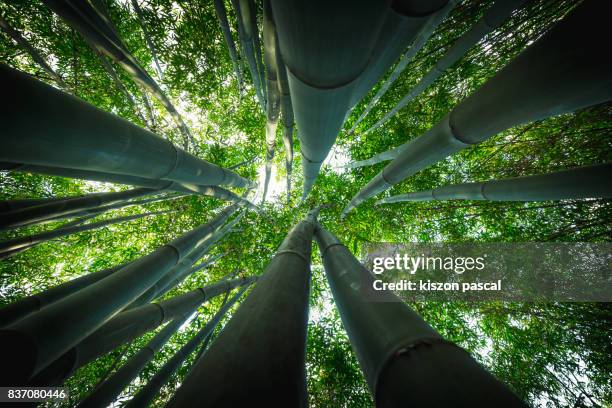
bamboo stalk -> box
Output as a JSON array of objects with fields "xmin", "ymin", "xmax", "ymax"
[
  {"xmin": 28, "ymin": 277, "xmax": 255, "ymax": 387},
  {"xmin": 362, "ymin": 0, "xmax": 528, "ymax": 137},
  {"xmin": 0, "ymin": 262, "xmax": 131, "ymax": 328},
  {"xmin": 0, "ymin": 196, "xmax": 69, "ymax": 214},
  {"xmin": 45, "ymin": 193, "xmax": 183, "ymax": 225},
  {"xmin": 0, "ymin": 206, "xmax": 244, "ymax": 384},
  {"xmin": 349, "ymin": 0, "xmax": 452, "ymax": 110},
  {"xmin": 0, "ymin": 187, "xmax": 155, "ymax": 231},
  {"xmin": 271, "ymin": 0, "xmax": 391, "ymax": 199},
  {"xmin": 0, "ymin": 14, "xmax": 69, "ymax": 90},
  {"xmin": 231, "ymin": 0, "xmax": 265, "ymax": 110},
  {"xmin": 166, "ymin": 209, "xmax": 319, "ymax": 406},
  {"xmin": 377, "ymin": 164, "xmax": 612, "ymax": 205},
  {"xmin": 314, "ymin": 224, "xmax": 526, "ymax": 407},
  {"xmin": 275, "ymin": 33, "xmax": 294, "ymax": 203},
  {"xmin": 242, "ymin": 0, "xmax": 266, "ymax": 103},
  {"xmin": 125, "ymin": 208, "xmax": 242, "ymax": 309},
  {"xmin": 0, "ymin": 209, "xmax": 173, "ymax": 259},
  {"xmin": 130, "ymin": 0, "xmax": 164, "ymax": 80},
  {"xmin": 152, "ymin": 217, "xmax": 241, "ymax": 300},
  {"xmin": 261, "ymin": 0, "xmax": 280, "ymax": 203},
  {"xmin": 213, "ymin": 0, "xmax": 243, "ymax": 96},
  {"xmin": 125, "ymin": 283, "xmax": 253, "ymax": 407},
  {"xmin": 76, "ymin": 313, "xmax": 191, "ymax": 408},
  {"xmin": 348, "ymin": 0, "xmax": 457, "ymax": 134},
  {"xmin": 343, "ymin": 0, "xmax": 612, "ymax": 217},
  {"xmin": 0, "ymin": 66, "xmax": 254, "ymax": 189},
  {"xmin": 1, "ymin": 162, "xmax": 250, "ymax": 206}
]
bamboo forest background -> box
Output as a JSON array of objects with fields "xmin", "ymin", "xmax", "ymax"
[{"xmin": 0, "ymin": 0, "xmax": 610, "ymax": 407}]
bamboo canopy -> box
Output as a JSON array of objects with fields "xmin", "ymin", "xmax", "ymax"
[
  {"xmin": 314, "ymin": 225, "xmax": 526, "ymax": 407},
  {"xmin": 0, "ymin": 14, "xmax": 69, "ymax": 90},
  {"xmin": 0, "ymin": 65, "xmax": 254, "ymax": 190},
  {"xmin": 166, "ymin": 209, "xmax": 319, "ymax": 407},
  {"xmin": 377, "ymin": 164, "xmax": 612, "ymax": 205},
  {"xmin": 0, "ymin": 0, "xmax": 607, "ymax": 404},
  {"xmin": 342, "ymin": 0, "xmax": 612, "ymax": 217},
  {"xmin": 130, "ymin": 0, "xmax": 164, "ymax": 80}
]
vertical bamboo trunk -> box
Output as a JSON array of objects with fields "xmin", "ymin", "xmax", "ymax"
[
  {"xmin": 126, "ymin": 283, "xmax": 253, "ymax": 407},
  {"xmin": 0, "ymin": 210, "xmax": 173, "ymax": 259},
  {"xmin": 231, "ymin": 0, "xmax": 265, "ymax": 110},
  {"xmin": 261, "ymin": 0, "xmax": 280, "ymax": 203},
  {"xmin": 271, "ymin": 0, "xmax": 391, "ymax": 199},
  {"xmin": 363, "ymin": 0, "xmax": 528, "ymax": 136},
  {"xmin": 28, "ymin": 277, "xmax": 254, "ymax": 387},
  {"xmin": 0, "ymin": 65, "xmax": 254, "ymax": 189},
  {"xmin": 41, "ymin": 0, "xmax": 195, "ymax": 150},
  {"xmin": 0, "ymin": 14, "xmax": 69, "ymax": 90},
  {"xmin": 343, "ymin": 0, "xmax": 612, "ymax": 216},
  {"xmin": 1, "ymin": 162, "xmax": 253, "ymax": 206},
  {"xmin": 348, "ymin": 0, "xmax": 457, "ymax": 134},
  {"xmin": 275, "ymin": 34, "xmax": 294, "ymax": 203},
  {"xmin": 0, "ymin": 262, "xmax": 130, "ymax": 328},
  {"xmin": 0, "ymin": 187, "xmax": 155, "ymax": 230},
  {"xmin": 166, "ymin": 210, "xmax": 319, "ymax": 407},
  {"xmin": 213, "ymin": 0, "xmax": 243, "ymax": 96},
  {"xmin": 0, "ymin": 208, "xmax": 245, "ymax": 384},
  {"xmin": 130, "ymin": 0, "xmax": 164, "ymax": 80},
  {"xmin": 242, "ymin": 0, "xmax": 266, "ymax": 103},
  {"xmin": 377, "ymin": 164, "xmax": 612, "ymax": 204},
  {"xmin": 314, "ymin": 225, "xmax": 526, "ymax": 407}
]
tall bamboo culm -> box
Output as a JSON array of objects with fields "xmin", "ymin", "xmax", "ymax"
[{"xmin": 314, "ymin": 224, "xmax": 526, "ymax": 407}]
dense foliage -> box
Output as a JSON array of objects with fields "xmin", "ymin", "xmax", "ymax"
[{"xmin": 0, "ymin": 0, "xmax": 609, "ymax": 406}]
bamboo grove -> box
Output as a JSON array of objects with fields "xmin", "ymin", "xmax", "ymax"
[{"xmin": 0, "ymin": 0, "xmax": 610, "ymax": 407}]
